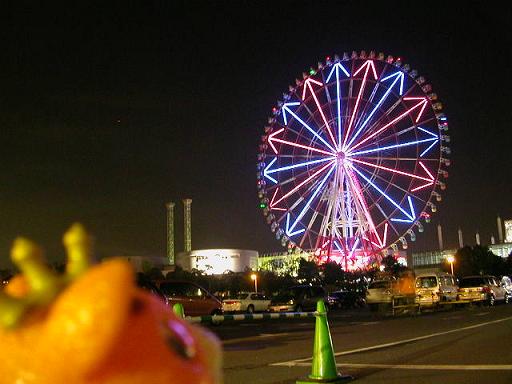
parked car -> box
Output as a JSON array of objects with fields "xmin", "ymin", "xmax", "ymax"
[
  {"xmin": 135, "ymin": 273, "xmax": 168, "ymax": 305},
  {"xmin": 501, "ymin": 276, "xmax": 512, "ymax": 299},
  {"xmin": 366, "ymin": 280, "xmax": 393, "ymax": 311},
  {"xmin": 327, "ymin": 290, "xmax": 366, "ymax": 309},
  {"xmin": 415, "ymin": 272, "xmax": 458, "ymax": 306},
  {"xmin": 222, "ymin": 292, "xmax": 271, "ymax": 313},
  {"xmin": 458, "ymin": 275, "xmax": 509, "ymax": 305},
  {"xmin": 158, "ymin": 280, "xmax": 223, "ymax": 316},
  {"xmin": 269, "ymin": 285, "xmax": 326, "ymax": 312}
]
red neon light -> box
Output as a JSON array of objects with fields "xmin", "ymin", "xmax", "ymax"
[
  {"xmin": 403, "ymin": 97, "xmax": 428, "ymax": 122},
  {"xmin": 268, "ymin": 129, "xmax": 334, "ymax": 156},
  {"xmin": 410, "ymin": 161, "xmax": 435, "ymax": 192},
  {"xmin": 343, "ymin": 61, "xmax": 377, "ymax": 148},
  {"xmin": 268, "ymin": 128, "xmax": 284, "ymax": 154},
  {"xmin": 349, "ymin": 98, "xmax": 428, "ymax": 152},
  {"xmin": 302, "ymin": 79, "xmax": 337, "ymax": 148},
  {"xmin": 270, "ymin": 188, "xmax": 287, "ymax": 211},
  {"xmin": 345, "ymin": 167, "xmax": 381, "ymax": 247},
  {"xmin": 270, "ymin": 161, "xmax": 334, "ymax": 207},
  {"xmin": 351, "ymin": 158, "xmax": 434, "ymax": 182}
]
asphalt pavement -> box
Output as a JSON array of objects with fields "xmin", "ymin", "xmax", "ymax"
[{"xmin": 207, "ymin": 303, "xmax": 512, "ymax": 384}]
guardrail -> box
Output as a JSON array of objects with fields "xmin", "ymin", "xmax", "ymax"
[{"xmin": 185, "ymin": 310, "xmax": 317, "ymax": 324}]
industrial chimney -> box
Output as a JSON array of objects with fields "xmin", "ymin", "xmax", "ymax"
[
  {"xmin": 497, "ymin": 216, "xmax": 504, "ymax": 243},
  {"xmin": 183, "ymin": 199, "xmax": 192, "ymax": 252},
  {"xmin": 437, "ymin": 224, "xmax": 444, "ymax": 251},
  {"xmin": 166, "ymin": 202, "xmax": 175, "ymax": 265},
  {"xmin": 458, "ymin": 228, "xmax": 463, "ymax": 249}
]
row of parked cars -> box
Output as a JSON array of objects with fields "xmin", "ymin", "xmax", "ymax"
[
  {"xmin": 136, "ymin": 272, "xmax": 512, "ymax": 317},
  {"xmin": 366, "ymin": 272, "xmax": 512, "ymax": 309}
]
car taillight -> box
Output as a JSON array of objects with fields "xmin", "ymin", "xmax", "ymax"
[
  {"xmin": 224, "ymin": 300, "xmax": 239, "ymax": 304},
  {"xmin": 482, "ymin": 286, "xmax": 491, "ymax": 293}
]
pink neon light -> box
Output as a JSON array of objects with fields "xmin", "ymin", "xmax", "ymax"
[
  {"xmin": 411, "ymin": 182, "xmax": 433, "ymax": 192},
  {"xmin": 271, "ymin": 161, "xmax": 334, "ymax": 207},
  {"xmin": 302, "ymin": 79, "xmax": 337, "ymax": 148},
  {"xmin": 268, "ymin": 128, "xmax": 284, "ymax": 154},
  {"xmin": 349, "ymin": 98, "xmax": 428, "ymax": 152},
  {"xmin": 410, "ymin": 161, "xmax": 435, "ymax": 192},
  {"xmin": 403, "ymin": 97, "xmax": 428, "ymax": 123},
  {"xmin": 270, "ymin": 188, "xmax": 286, "ymax": 211},
  {"xmin": 383, "ymin": 223, "xmax": 388, "ymax": 246},
  {"xmin": 268, "ymin": 130, "xmax": 334, "ymax": 156},
  {"xmin": 351, "ymin": 159, "xmax": 434, "ymax": 182},
  {"xmin": 419, "ymin": 161, "xmax": 434, "ymax": 179},
  {"xmin": 322, "ymin": 239, "xmax": 330, "ymax": 248},
  {"xmin": 343, "ymin": 61, "xmax": 377, "ymax": 148},
  {"xmin": 301, "ymin": 78, "xmax": 323, "ymax": 100},
  {"xmin": 353, "ymin": 59, "xmax": 377, "ymax": 78},
  {"xmin": 345, "ymin": 167, "xmax": 381, "ymax": 246}
]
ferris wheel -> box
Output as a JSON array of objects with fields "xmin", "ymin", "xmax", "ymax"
[{"xmin": 257, "ymin": 51, "xmax": 450, "ymax": 269}]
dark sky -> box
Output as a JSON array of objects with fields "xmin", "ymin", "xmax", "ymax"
[{"xmin": 1, "ymin": 1, "xmax": 511, "ymax": 268}]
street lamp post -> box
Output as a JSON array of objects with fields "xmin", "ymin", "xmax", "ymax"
[
  {"xmin": 251, "ymin": 273, "xmax": 258, "ymax": 293},
  {"xmin": 446, "ymin": 255, "xmax": 455, "ymax": 275}
]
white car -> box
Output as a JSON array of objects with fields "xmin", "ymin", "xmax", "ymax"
[{"xmin": 222, "ymin": 292, "xmax": 271, "ymax": 313}]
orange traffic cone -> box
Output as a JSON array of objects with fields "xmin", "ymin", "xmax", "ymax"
[{"xmin": 296, "ymin": 300, "xmax": 352, "ymax": 383}]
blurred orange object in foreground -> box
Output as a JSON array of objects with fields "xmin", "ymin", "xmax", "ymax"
[{"xmin": 0, "ymin": 224, "xmax": 221, "ymax": 384}]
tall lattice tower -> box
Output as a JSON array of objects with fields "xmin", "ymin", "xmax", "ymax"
[
  {"xmin": 183, "ymin": 199, "xmax": 192, "ymax": 252},
  {"xmin": 166, "ymin": 202, "xmax": 175, "ymax": 264}
]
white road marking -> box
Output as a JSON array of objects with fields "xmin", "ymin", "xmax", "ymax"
[
  {"xmin": 223, "ymin": 332, "xmax": 291, "ymax": 345},
  {"xmin": 271, "ymin": 315, "xmax": 512, "ymax": 366},
  {"xmin": 474, "ymin": 312, "xmax": 490, "ymax": 316},
  {"xmin": 288, "ymin": 362, "xmax": 512, "ymax": 370}
]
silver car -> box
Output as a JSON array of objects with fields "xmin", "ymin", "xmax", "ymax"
[{"xmin": 458, "ymin": 275, "xmax": 508, "ymax": 305}]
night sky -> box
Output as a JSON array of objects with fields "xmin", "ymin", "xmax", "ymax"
[{"xmin": 1, "ymin": 2, "xmax": 511, "ymax": 268}]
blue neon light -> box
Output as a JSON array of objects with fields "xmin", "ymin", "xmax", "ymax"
[
  {"xmin": 348, "ymin": 137, "xmax": 438, "ymax": 156},
  {"xmin": 282, "ymin": 102, "xmax": 300, "ymax": 125},
  {"xmin": 390, "ymin": 196, "xmax": 416, "ymax": 223},
  {"xmin": 346, "ymin": 72, "xmax": 404, "ymax": 149},
  {"xmin": 417, "ymin": 126, "xmax": 438, "ymax": 138},
  {"xmin": 286, "ymin": 213, "xmax": 305, "ymax": 237},
  {"xmin": 420, "ymin": 140, "xmax": 439, "ymax": 157},
  {"xmin": 266, "ymin": 157, "xmax": 334, "ymax": 175},
  {"xmin": 350, "ymin": 165, "xmax": 414, "ymax": 221},
  {"xmin": 286, "ymin": 163, "xmax": 336, "ymax": 236},
  {"xmin": 282, "ymin": 104, "xmax": 336, "ymax": 153},
  {"xmin": 326, "ymin": 63, "xmax": 350, "ymax": 82},
  {"xmin": 263, "ymin": 158, "xmax": 278, "ymax": 184}
]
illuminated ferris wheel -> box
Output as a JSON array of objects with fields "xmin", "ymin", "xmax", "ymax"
[{"xmin": 257, "ymin": 51, "xmax": 450, "ymax": 269}]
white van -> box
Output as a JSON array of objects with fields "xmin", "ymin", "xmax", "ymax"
[{"xmin": 415, "ymin": 272, "xmax": 458, "ymax": 306}]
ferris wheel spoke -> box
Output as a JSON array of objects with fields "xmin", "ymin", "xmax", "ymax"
[
  {"xmin": 299, "ymin": 193, "xmax": 326, "ymax": 248},
  {"xmin": 348, "ymin": 163, "xmax": 416, "ymax": 222},
  {"xmin": 264, "ymin": 156, "xmax": 335, "ymax": 184},
  {"xmin": 284, "ymin": 163, "xmax": 336, "ymax": 237},
  {"xmin": 282, "ymin": 103, "xmax": 336, "ymax": 153},
  {"xmin": 342, "ymin": 60, "xmax": 378, "ymax": 149},
  {"xmin": 301, "ymin": 78, "xmax": 338, "ymax": 149},
  {"xmin": 270, "ymin": 160, "xmax": 335, "ymax": 210},
  {"xmin": 355, "ymin": 122, "xmax": 438, "ymax": 155},
  {"xmin": 347, "ymin": 136, "xmax": 437, "ymax": 157},
  {"xmin": 268, "ymin": 128, "xmax": 335, "ymax": 156},
  {"xmin": 348, "ymin": 97, "xmax": 429, "ymax": 153},
  {"xmin": 344, "ymin": 167, "xmax": 384, "ymax": 247},
  {"xmin": 346, "ymin": 71, "xmax": 405, "ymax": 149},
  {"xmin": 350, "ymin": 158, "xmax": 435, "ymax": 184},
  {"xmin": 326, "ymin": 63, "xmax": 351, "ymax": 149}
]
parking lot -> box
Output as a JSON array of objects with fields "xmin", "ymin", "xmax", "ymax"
[{"xmin": 213, "ymin": 302, "xmax": 512, "ymax": 384}]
